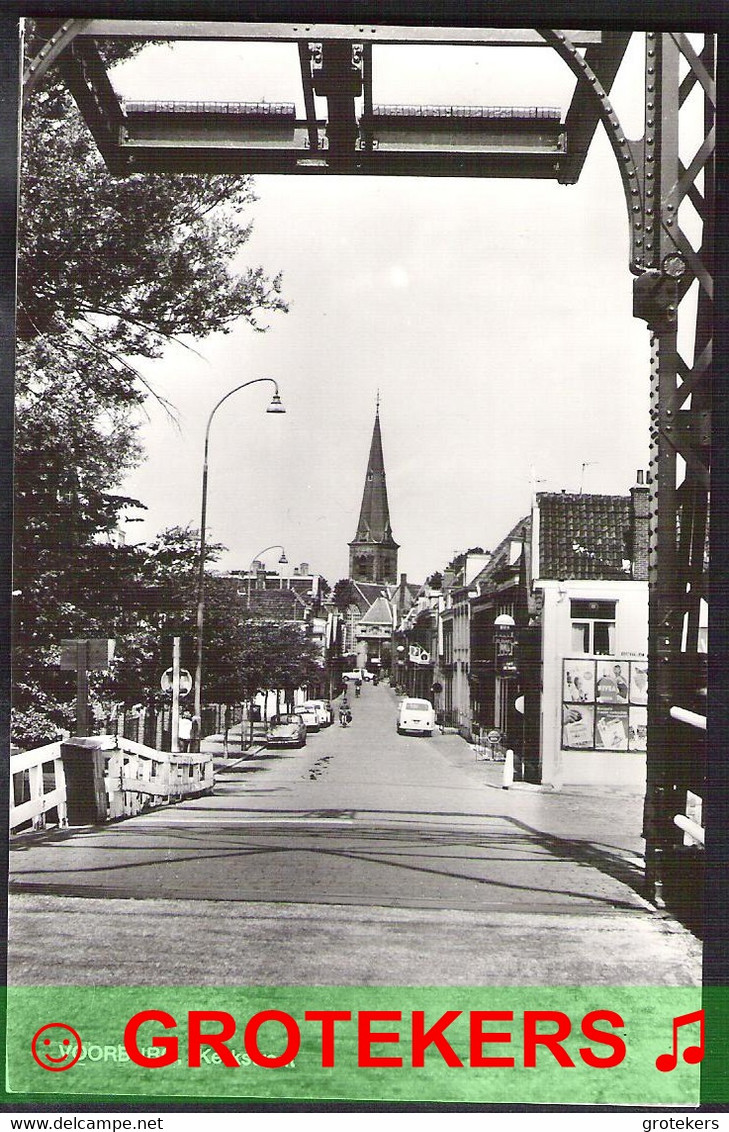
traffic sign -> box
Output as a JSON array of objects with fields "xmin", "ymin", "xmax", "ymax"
[{"xmin": 161, "ymin": 668, "xmax": 193, "ymax": 695}]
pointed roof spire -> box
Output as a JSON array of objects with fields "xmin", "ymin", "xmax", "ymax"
[{"xmin": 353, "ymin": 404, "xmax": 398, "ymax": 548}]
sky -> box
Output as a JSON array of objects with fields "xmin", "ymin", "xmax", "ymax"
[{"xmin": 106, "ymin": 30, "xmax": 664, "ymax": 587}]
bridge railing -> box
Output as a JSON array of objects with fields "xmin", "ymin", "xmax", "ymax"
[
  {"xmin": 669, "ymin": 705, "xmax": 706, "ymax": 849},
  {"xmin": 10, "ymin": 735, "xmax": 214, "ymax": 832},
  {"xmin": 9, "ymin": 741, "xmax": 66, "ymax": 832}
]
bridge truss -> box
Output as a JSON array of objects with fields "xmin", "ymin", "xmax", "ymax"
[{"xmin": 22, "ymin": 19, "xmax": 715, "ymax": 911}]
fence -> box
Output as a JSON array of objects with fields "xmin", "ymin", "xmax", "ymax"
[
  {"xmin": 10, "ymin": 735, "xmax": 214, "ymax": 833},
  {"xmin": 114, "ymin": 703, "xmax": 245, "ymax": 748},
  {"xmin": 9, "ymin": 741, "xmax": 67, "ymax": 832}
]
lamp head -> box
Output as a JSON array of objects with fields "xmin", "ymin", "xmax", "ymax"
[
  {"xmin": 266, "ymin": 390, "xmax": 286, "ymax": 414},
  {"xmin": 278, "ymin": 552, "xmax": 288, "ymax": 565}
]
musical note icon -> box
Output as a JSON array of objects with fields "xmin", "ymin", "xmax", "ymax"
[{"xmin": 655, "ymin": 1009, "xmax": 705, "ymax": 1072}]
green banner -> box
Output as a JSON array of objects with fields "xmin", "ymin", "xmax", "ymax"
[{"xmin": 6, "ymin": 986, "xmax": 717, "ymax": 1106}]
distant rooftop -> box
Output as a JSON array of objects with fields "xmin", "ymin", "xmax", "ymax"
[{"xmin": 538, "ymin": 492, "xmax": 632, "ymax": 581}]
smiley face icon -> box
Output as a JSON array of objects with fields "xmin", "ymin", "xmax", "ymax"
[{"xmin": 31, "ymin": 1023, "xmax": 82, "ymax": 1071}]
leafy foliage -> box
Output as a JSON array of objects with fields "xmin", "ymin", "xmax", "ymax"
[
  {"xmin": 332, "ymin": 578, "xmax": 360, "ymax": 613},
  {"xmin": 12, "ymin": 47, "xmax": 290, "ymax": 746}
]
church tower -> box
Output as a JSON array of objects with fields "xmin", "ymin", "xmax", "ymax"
[{"xmin": 349, "ymin": 400, "xmax": 399, "ymax": 584}]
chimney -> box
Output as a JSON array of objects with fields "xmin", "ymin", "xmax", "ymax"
[
  {"xmin": 630, "ymin": 470, "xmax": 650, "ymax": 580},
  {"xmin": 300, "ymin": 562, "xmax": 309, "ymax": 576}
]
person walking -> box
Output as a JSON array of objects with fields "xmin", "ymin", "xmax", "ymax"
[
  {"xmin": 339, "ymin": 698, "xmax": 352, "ymax": 727},
  {"xmin": 178, "ymin": 711, "xmax": 193, "ymax": 752}
]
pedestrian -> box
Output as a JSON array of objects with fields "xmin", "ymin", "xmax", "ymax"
[
  {"xmin": 178, "ymin": 711, "xmax": 192, "ymax": 752},
  {"xmin": 355, "ymin": 678, "xmax": 361, "ymax": 698},
  {"xmin": 339, "ymin": 698, "xmax": 352, "ymax": 727}
]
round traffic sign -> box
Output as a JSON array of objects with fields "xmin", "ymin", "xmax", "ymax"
[
  {"xmin": 487, "ymin": 729, "xmax": 502, "ymax": 745},
  {"xmin": 160, "ymin": 668, "xmax": 193, "ymax": 696}
]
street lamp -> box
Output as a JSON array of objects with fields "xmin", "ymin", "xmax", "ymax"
[
  {"xmin": 193, "ymin": 379, "xmax": 286, "ymax": 738},
  {"xmin": 246, "ymin": 544, "xmax": 288, "ymax": 607}
]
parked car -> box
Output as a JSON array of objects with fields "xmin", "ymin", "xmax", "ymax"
[
  {"xmin": 294, "ymin": 703, "xmax": 321, "ymax": 733},
  {"xmin": 266, "ymin": 713, "xmax": 307, "ymax": 749},
  {"xmin": 303, "ymin": 700, "xmax": 333, "ymax": 727},
  {"xmin": 397, "ymin": 698, "xmax": 435, "ymax": 737}
]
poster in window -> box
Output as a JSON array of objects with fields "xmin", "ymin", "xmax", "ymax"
[
  {"xmin": 563, "ymin": 659, "xmax": 595, "ymax": 702},
  {"xmin": 629, "ymin": 705, "xmax": 648, "ymax": 750},
  {"xmin": 595, "ymin": 660, "xmax": 630, "ymax": 703},
  {"xmin": 562, "ymin": 703, "xmax": 595, "ymax": 748},
  {"xmin": 629, "ymin": 661, "xmax": 648, "ymax": 704},
  {"xmin": 595, "ymin": 704, "xmax": 630, "ymax": 750}
]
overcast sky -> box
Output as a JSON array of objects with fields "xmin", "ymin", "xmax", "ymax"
[{"xmin": 107, "ymin": 31, "xmax": 666, "ymax": 586}]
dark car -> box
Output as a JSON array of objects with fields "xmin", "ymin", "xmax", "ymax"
[{"xmin": 266, "ymin": 713, "xmax": 307, "ymax": 749}]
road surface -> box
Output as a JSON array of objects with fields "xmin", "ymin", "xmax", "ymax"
[{"xmin": 8, "ymin": 682, "xmax": 702, "ymax": 985}]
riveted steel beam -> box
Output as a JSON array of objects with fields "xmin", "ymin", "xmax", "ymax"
[
  {"xmin": 22, "ymin": 18, "xmax": 89, "ymax": 105},
  {"xmin": 70, "ymin": 22, "xmax": 602, "ymax": 46},
  {"xmin": 557, "ymin": 31, "xmax": 631, "ymax": 184},
  {"xmin": 639, "ymin": 32, "xmax": 713, "ymax": 909}
]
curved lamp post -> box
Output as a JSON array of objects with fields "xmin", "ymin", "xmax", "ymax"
[
  {"xmin": 247, "ymin": 545, "xmax": 288, "ymax": 607},
  {"xmin": 193, "ymin": 379, "xmax": 285, "ymax": 735}
]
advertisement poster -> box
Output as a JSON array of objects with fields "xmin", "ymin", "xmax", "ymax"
[
  {"xmin": 3, "ymin": 5, "xmax": 721, "ymax": 1125},
  {"xmin": 595, "ymin": 705, "xmax": 630, "ymax": 751}
]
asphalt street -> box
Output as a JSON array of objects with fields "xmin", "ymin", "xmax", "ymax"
[{"xmin": 8, "ymin": 682, "xmax": 702, "ymax": 985}]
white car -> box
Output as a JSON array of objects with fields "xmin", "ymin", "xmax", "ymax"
[
  {"xmin": 397, "ymin": 698, "xmax": 435, "ymax": 737},
  {"xmin": 302, "ymin": 700, "xmax": 332, "ymax": 727},
  {"xmin": 294, "ymin": 703, "xmax": 321, "ymax": 733}
]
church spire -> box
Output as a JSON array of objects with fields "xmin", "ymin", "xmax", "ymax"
[{"xmin": 349, "ymin": 401, "xmax": 399, "ymax": 584}]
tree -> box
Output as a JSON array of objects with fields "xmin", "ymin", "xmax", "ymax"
[
  {"xmin": 332, "ymin": 578, "xmax": 360, "ymax": 613},
  {"xmin": 18, "ymin": 41, "xmax": 288, "ymax": 375},
  {"xmin": 446, "ymin": 547, "xmax": 486, "ymax": 574},
  {"xmin": 12, "ymin": 48, "xmax": 290, "ymax": 746},
  {"xmin": 426, "ymin": 571, "xmax": 443, "ymax": 590}
]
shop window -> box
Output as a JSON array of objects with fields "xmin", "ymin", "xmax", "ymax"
[{"xmin": 570, "ymin": 600, "xmax": 616, "ymax": 655}]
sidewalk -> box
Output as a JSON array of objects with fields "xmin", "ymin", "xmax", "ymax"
[
  {"xmin": 428, "ymin": 725, "xmax": 646, "ymax": 862},
  {"xmin": 200, "ymin": 720, "xmax": 267, "ymax": 766}
]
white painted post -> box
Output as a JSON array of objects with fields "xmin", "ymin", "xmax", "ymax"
[
  {"xmin": 502, "ymin": 749, "xmax": 515, "ymax": 790},
  {"xmin": 171, "ymin": 636, "xmax": 181, "ymax": 753}
]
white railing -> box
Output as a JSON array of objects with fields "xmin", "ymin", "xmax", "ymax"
[
  {"xmin": 9, "ymin": 742, "xmax": 67, "ymax": 832},
  {"xmin": 670, "ymin": 705, "xmax": 706, "ymax": 849},
  {"xmin": 669, "ymin": 705, "xmax": 707, "ymax": 731},
  {"xmin": 10, "ymin": 736, "xmax": 214, "ymax": 832},
  {"xmin": 107, "ymin": 737, "xmax": 214, "ymax": 818}
]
